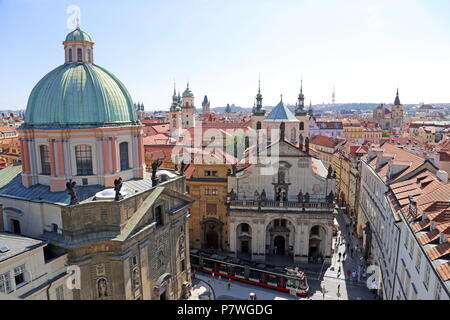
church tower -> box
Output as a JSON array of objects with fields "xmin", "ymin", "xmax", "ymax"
[
  {"xmin": 181, "ymin": 83, "xmax": 196, "ymax": 129},
  {"xmin": 391, "ymin": 88, "xmax": 403, "ymax": 129},
  {"xmin": 294, "ymin": 80, "xmax": 309, "ymax": 140},
  {"xmin": 169, "ymin": 83, "xmax": 182, "ymax": 137},
  {"xmin": 202, "ymin": 95, "xmax": 210, "ymax": 115},
  {"xmin": 251, "ymin": 79, "xmax": 266, "ymax": 131}
]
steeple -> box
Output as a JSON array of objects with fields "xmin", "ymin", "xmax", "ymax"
[
  {"xmin": 253, "ymin": 77, "xmax": 265, "ymax": 116},
  {"xmin": 295, "ymin": 79, "xmax": 307, "ymax": 116},
  {"xmin": 394, "ymin": 88, "xmax": 401, "ymax": 106},
  {"xmin": 202, "ymin": 95, "xmax": 210, "ymax": 114},
  {"xmin": 308, "ymin": 101, "xmax": 313, "ymax": 116}
]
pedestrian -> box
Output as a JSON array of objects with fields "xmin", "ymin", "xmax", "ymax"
[
  {"xmin": 211, "ymin": 272, "xmax": 215, "ymax": 282},
  {"xmin": 218, "ymin": 274, "xmax": 222, "ymax": 281},
  {"xmin": 192, "ymin": 269, "xmax": 196, "ymax": 279},
  {"xmin": 227, "ymin": 279, "xmax": 231, "ymax": 290},
  {"xmin": 347, "ymin": 269, "xmax": 352, "ymax": 277},
  {"xmin": 352, "ymin": 271, "xmax": 356, "ymax": 282}
]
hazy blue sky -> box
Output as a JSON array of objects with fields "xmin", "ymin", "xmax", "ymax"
[{"xmin": 1, "ymin": 0, "xmax": 450, "ymax": 110}]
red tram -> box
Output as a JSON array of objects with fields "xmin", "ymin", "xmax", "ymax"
[{"xmin": 190, "ymin": 250, "xmax": 309, "ymax": 297}]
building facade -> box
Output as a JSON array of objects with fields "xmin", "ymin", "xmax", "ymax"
[{"xmin": 227, "ymin": 136, "xmax": 336, "ymax": 264}]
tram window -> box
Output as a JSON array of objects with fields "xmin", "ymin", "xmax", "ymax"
[
  {"xmin": 267, "ymin": 274, "xmax": 280, "ymax": 286},
  {"xmin": 233, "ymin": 266, "xmax": 245, "ymax": 278},
  {"xmin": 249, "ymin": 269, "xmax": 262, "ymax": 282},
  {"xmin": 203, "ymin": 259, "xmax": 215, "ymax": 270},
  {"xmin": 218, "ymin": 263, "xmax": 229, "ymax": 274}
]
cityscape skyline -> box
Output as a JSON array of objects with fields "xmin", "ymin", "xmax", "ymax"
[{"xmin": 1, "ymin": 0, "xmax": 450, "ymax": 110}]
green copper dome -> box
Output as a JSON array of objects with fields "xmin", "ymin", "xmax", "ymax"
[
  {"xmin": 182, "ymin": 86, "xmax": 194, "ymax": 98},
  {"xmin": 65, "ymin": 27, "xmax": 93, "ymax": 42},
  {"xmin": 24, "ymin": 63, "xmax": 138, "ymax": 128}
]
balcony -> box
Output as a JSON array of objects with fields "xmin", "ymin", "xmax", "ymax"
[{"xmin": 229, "ymin": 200, "xmax": 334, "ymax": 213}]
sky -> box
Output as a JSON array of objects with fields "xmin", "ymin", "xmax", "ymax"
[{"xmin": 1, "ymin": 0, "xmax": 450, "ymax": 111}]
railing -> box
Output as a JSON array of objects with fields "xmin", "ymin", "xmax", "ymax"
[{"xmin": 230, "ymin": 200, "xmax": 334, "ymax": 210}]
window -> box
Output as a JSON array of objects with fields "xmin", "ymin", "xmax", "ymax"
[
  {"xmin": 256, "ymin": 122, "xmax": 261, "ymax": 130},
  {"xmin": 87, "ymin": 49, "xmax": 91, "ymax": 63},
  {"xmin": 206, "ymin": 203, "xmax": 217, "ymax": 215},
  {"xmin": 119, "ymin": 142, "xmax": 129, "ymax": 171},
  {"xmin": 241, "ymin": 224, "xmax": 249, "ymax": 233},
  {"xmin": 77, "ymin": 48, "xmax": 82, "ymax": 62},
  {"xmin": 56, "ymin": 285, "xmax": 64, "ymax": 300},
  {"xmin": 68, "ymin": 48, "xmax": 72, "ymax": 62},
  {"xmin": 204, "ymin": 170, "xmax": 218, "ymax": 177},
  {"xmin": 75, "ymin": 145, "xmax": 93, "ymax": 175},
  {"xmin": 0, "ymin": 272, "xmax": 11, "ymax": 294},
  {"xmin": 205, "ymin": 187, "xmax": 219, "ymax": 196},
  {"xmin": 14, "ymin": 265, "xmax": 26, "ymax": 288},
  {"xmin": 40, "ymin": 145, "xmax": 51, "ymax": 175},
  {"xmin": 300, "ymin": 122, "xmax": 304, "ymax": 131},
  {"xmin": 423, "ymin": 264, "xmax": 431, "ymax": 289},
  {"xmin": 155, "ymin": 205, "xmax": 163, "ymax": 227},
  {"xmin": 131, "ymin": 256, "xmax": 138, "ymax": 267}
]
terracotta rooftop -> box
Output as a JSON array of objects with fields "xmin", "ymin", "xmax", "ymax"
[{"xmin": 310, "ymin": 135, "xmax": 345, "ymax": 149}]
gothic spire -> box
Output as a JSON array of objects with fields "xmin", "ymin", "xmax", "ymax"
[{"xmin": 394, "ymin": 88, "xmax": 401, "ymax": 106}]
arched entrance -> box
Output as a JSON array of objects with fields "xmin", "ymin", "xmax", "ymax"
[
  {"xmin": 265, "ymin": 218, "xmax": 295, "ymax": 259},
  {"xmin": 236, "ymin": 223, "xmax": 252, "ymax": 256},
  {"xmin": 309, "ymin": 225, "xmax": 326, "ymax": 261},
  {"xmin": 273, "ymin": 236, "xmax": 285, "ymax": 255},
  {"xmin": 201, "ymin": 218, "xmax": 223, "ymax": 250}
]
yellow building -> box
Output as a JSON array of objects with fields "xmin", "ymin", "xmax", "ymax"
[
  {"xmin": 416, "ymin": 126, "xmax": 436, "ymax": 143},
  {"xmin": 185, "ymin": 149, "xmax": 236, "ymax": 252}
]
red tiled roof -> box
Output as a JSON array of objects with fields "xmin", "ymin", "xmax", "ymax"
[
  {"xmin": 436, "ymin": 262, "xmax": 450, "ymax": 281},
  {"xmin": 418, "ymin": 229, "xmax": 440, "ymax": 245},
  {"xmin": 310, "ymin": 135, "xmax": 345, "ymax": 149},
  {"xmin": 426, "ymin": 240, "xmax": 450, "ymax": 261}
]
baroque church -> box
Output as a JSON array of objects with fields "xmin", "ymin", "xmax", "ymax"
[
  {"xmin": 0, "ymin": 26, "xmax": 193, "ymax": 300},
  {"xmin": 227, "ymin": 83, "xmax": 336, "ymax": 264},
  {"xmin": 372, "ymin": 89, "xmax": 404, "ymax": 130}
]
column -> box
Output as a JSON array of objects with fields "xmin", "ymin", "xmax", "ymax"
[
  {"xmin": 48, "ymin": 139, "xmax": 56, "ymax": 177},
  {"xmin": 229, "ymin": 219, "xmax": 237, "ymax": 256},
  {"xmin": 103, "ymin": 139, "xmax": 110, "ymax": 174},
  {"xmin": 57, "ymin": 140, "xmax": 65, "ymax": 176},
  {"xmin": 111, "ymin": 137, "xmax": 118, "ymax": 173},
  {"xmin": 20, "ymin": 138, "xmax": 30, "ymax": 173}
]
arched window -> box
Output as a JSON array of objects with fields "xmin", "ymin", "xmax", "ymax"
[
  {"xmin": 256, "ymin": 121, "xmax": 262, "ymax": 130},
  {"xmin": 68, "ymin": 49, "xmax": 73, "ymax": 62},
  {"xmin": 77, "ymin": 48, "xmax": 82, "ymax": 62},
  {"xmin": 119, "ymin": 142, "xmax": 129, "ymax": 171},
  {"xmin": 40, "ymin": 145, "xmax": 51, "ymax": 175},
  {"xmin": 75, "ymin": 145, "xmax": 93, "ymax": 175},
  {"xmin": 87, "ymin": 49, "xmax": 91, "ymax": 63},
  {"xmin": 299, "ymin": 122, "xmax": 305, "ymax": 131}
]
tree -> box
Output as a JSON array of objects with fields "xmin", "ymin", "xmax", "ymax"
[{"xmin": 382, "ymin": 130, "xmax": 390, "ymax": 138}]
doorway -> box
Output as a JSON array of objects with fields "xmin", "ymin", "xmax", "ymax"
[
  {"xmin": 241, "ymin": 240, "xmax": 249, "ymax": 253},
  {"xmin": 274, "ymin": 236, "xmax": 285, "ymax": 255}
]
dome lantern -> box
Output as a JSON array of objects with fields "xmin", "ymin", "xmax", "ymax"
[{"xmin": 63, "ymin": 24, "xmax": 95, "ymax": 64}]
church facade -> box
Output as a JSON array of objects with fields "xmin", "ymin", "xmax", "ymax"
[
  {"xmin": 0, "ymin": 26, "xmax": 193, "ymax": 300},
  {"xmin": 372, "ymin": 89, "xmax": 404, "ymax": 130},
  {"xmin": 227, "ymin": 134, "xmax": 336, "ymax": 264}
]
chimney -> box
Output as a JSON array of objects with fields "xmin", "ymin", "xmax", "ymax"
[{"xmin": 436, "ymin": 170, "xmax": 449, "ymax": 184}]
